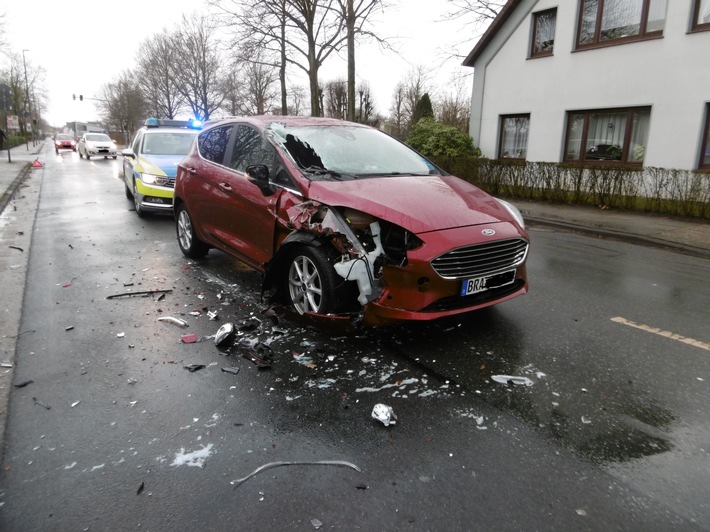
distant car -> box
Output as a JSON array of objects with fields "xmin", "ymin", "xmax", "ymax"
[
  {"xmin": 173, "ymin": 116, "xmax": 530, "ymax": 327},
  {"xmin": 78, "ymin": 133, "xmax": 118, "ymax": 160},
  {"xmin": 122, "ymin": 118, "xmax": 201, "ymax": 217},
  {"xmin": 54, "ymin": 133, "xmax": 76, "ymax": 154}
]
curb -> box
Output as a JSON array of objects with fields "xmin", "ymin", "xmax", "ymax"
[{"xmin": 0, "ymin": 162, "xmax": 32, "ymax": 215}]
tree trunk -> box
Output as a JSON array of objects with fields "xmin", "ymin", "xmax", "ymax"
[{"xmin": 346, "ymin": 0, "xmax": 355, "ymax": 122}]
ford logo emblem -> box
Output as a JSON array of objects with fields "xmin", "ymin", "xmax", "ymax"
[{"xmin": 481, "ymin": 229, "xmax": 496, "ymax": 236}]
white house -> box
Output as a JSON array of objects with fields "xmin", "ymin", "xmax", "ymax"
[{"xmin": 463, "ymin": 0, "xmax": 710, "ymax": 171}]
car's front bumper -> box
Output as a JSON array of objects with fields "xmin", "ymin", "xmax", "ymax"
[
  {"xmin": 86, "ymin": 148, "xmax": 117, "ymax": 157},
  {"xmin": 134, "ymin": 179, "xmax": 174, "ymax": 212}
]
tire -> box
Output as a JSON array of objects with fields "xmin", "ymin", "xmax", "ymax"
[
  {"xmin": 124, "ymin": 182, "xmax": 133, "ymax": 199},
  {"xmin": 86, "ymin": 154, "xmax": 91, "ymax": 160},
  {"xmin": 176, "ymin": 204, "xmax": 209, "ymax": 258},
  {"xmin": 112, "ymin": 155, "xmax": 117, "ymax": 159},
  {"xmin": 132, "ymin": 180, "xmax": 149, "ymax": 218},
  {"xmin": 79, "ymin": 151, "xmax": 83, "ymax": 159},
  {"xmin": 284, "ymin": 245, "xmax": 339, "ymax": 315}
]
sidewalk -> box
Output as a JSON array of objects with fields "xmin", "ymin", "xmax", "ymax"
[
  {"xmin": 0, "ymin": 141, "xmax": 46, "ymax": 214},
  {"xmin": 518, "ymin": 200, "xmax": 710, "ymax": 259},
  {"xmin": 0, "ymin": 142, "xmax": 708, "ymax": 259}
]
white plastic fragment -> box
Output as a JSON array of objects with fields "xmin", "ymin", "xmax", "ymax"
[
  {"xmin": 371, "ymin": 403, "xmax": 397, "ymax": 426},
  {"xmin": 491, "ymin": 375, "xmax": 533, "ymax": 387}
]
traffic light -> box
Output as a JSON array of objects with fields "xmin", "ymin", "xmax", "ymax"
[{"xmin": 80, "ymin": 95, "xmax": 83, "ymax": 101}]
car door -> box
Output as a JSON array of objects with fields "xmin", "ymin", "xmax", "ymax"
[
  {"xmin": 123, "ymin": 131, "xmax": 143, "ymax": 189},
  {"xmin": 209, "ymin": 124, "xmax": 284, "ymax": 268}
]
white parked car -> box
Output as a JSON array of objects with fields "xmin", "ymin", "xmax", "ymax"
[{"xmin": 78, "ymin": 133, "xmax": 118, "ymax": 160}]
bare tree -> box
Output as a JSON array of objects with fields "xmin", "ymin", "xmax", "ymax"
[
  {"xmin": 323, "ymin": 78, "xmax": 348, "ymax": 119},
  {"xmin": 96, "ymin": 71, "xmax": 147, "ymax": 142},
  {"xmin": 240, "ymin": 54, "xmax": 280, "ymax": 115},
  {"xmin": 436, "ymin": 75, "xmax": 471, "ymax": 132},
  {"xmin": 171, "ymin": 14, "xmax": 226, "ymax": 121},
  {"xmin": 388, "ymin": 82, "xmax": 406, "ymax": 139},
  {"xmin": 444, "ymin": 0, "xmax": 505, "ymax": 23},
  {"xmin": 135, "ymin": 33, "xmax": 185, "ymax": 119},
  {"xmin": 2, "ymin": 52, "xmax": 45, "ymax": 137}
]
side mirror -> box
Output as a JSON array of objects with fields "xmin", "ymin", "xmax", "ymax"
[
  {"xmin": 246, "ymin": 164, "xmax": 275, "ymax": 196},
  {"xmin": 121, "ymin": 148, "xmax": 135, "ymax": 158}
]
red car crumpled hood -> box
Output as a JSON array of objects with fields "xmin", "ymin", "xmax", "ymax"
[{"xmin": 306, "ymin": 174, "xmax": 512, "ymax": 234}]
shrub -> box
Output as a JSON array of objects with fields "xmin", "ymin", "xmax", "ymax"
[{"xmin": 406, "ymin": 118, "xmax": 481, "ymax": 158}]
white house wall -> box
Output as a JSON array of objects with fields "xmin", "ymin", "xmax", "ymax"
[{"xmin": 469, "ymin": 1, "xmax": 710, "ymax": 170}]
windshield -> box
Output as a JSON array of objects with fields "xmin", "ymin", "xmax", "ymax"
[
  {"xmin": 86, "ymin": 134, "xmax": 111, "ymax": 142},
  {"xmin": 269, "ymin": 124, "xmax": 437, "ymax": 179},
  {"xmin": 56, "ymin": 134, "xmax": 73, "ymax": 140},
  {"xmin": 142, "ymin": 131, "xmax": 197, "ymax": 156}
]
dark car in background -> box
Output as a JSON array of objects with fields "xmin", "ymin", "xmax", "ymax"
[{"xmin": 173, "ymin": 116, "xmax": 529, "ymax": 327}]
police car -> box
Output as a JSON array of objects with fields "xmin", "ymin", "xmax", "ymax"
[{"xmin": 122, "ymin": 118, "xmax": 201, "ymax": 217}]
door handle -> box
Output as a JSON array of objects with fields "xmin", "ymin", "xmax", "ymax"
[
  {"xmin": 219, "ymin": 183, "xmax": 232, "ymax": 191},
  {"xmin": 186, "ymin": 167, "xmax": 197, "ymax": 174}
]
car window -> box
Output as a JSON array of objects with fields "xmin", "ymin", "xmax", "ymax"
[
  {"xmin": 132, "ymin": 132, "xmax": 142, "ymax": 153},
  {"xmin": 86, "ymin": 134, "xmax": 111, "ymax": 142},
  {"xmin": 142, "ymin": 132, "xmax": 196, "ymax": 155},
  {"xmin": 229, "ymin": 125, "xmax": 276, "ymax": 174},
  {"xmin": 198, "ymin": 125, "xmax": 234, "ymax": 164},
  {"xmin": 56, "ymin": 134, "xmax": 73, "ymax": 140}
]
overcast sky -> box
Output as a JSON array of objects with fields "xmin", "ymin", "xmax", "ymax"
[{"xmin": 2, "ymin": 0, "xmax": 483, "ymax": 127}]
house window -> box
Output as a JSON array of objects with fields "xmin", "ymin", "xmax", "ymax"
[
  {"xmin": 692, "ymin": 0, "xmax": 710, "ymax": 31},
  {"xmin": 531, "ymin": 8, "xmax": 557, "ymax": 57},
  {"xmin": 564, "ymin": 107, "xmax": 650, "ymax": 164},
  {"xmin": 700, "ymin": 104, "xmax": 710, "ymax": 169},
  {"xmin": 576, "ymin": 0, "xmax": 667, "ymax": 49},
  {"xmin": 499, "ymin": 115, "xmax": 530, "ymax": 159}
]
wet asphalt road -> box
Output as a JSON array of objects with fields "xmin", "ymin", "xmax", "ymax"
[{"xmin": 0, "ymin": 145, "xmax": 708, "ymax": 530}]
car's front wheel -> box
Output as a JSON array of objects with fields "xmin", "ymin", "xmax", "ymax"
[
  {"xmin": 176, "ymin": 204, "xmax": 209, "ymax": 258},
  {"xmin": 132, "ymin": 180, "xmax": 149, "ymax": 218},
  {"xmin": 285, "ymin": 245, "xmax": 339, "ymax": 315},
  {"xmin": 78, "ymin": 150, "xmax": 83, "ymax": 159}
]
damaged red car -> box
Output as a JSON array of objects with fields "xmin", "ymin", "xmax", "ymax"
[{"xmin": 173, "ymin": 116, "xmax": 529, "ymax": 326}]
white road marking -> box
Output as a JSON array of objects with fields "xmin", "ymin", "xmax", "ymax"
[{"xmin": 611, "ymin": 316, "xmax": 710, "ymax": 352}]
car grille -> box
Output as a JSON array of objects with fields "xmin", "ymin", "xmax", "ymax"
[
  {"xmin": 166, "ymin": 177, "xmax": 176, "ymax": 188},
  {"xmin": 430, "ymin": 238, "xmax": 528, "ymax": 280}
]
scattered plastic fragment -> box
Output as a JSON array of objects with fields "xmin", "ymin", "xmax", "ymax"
[
  {"xmin": 207, "ymin": 310, "xmax": 219, "ymax": 320},
  {"xmin": 221, "ymin": 366, "xmax": 240, "ymax": 375},
  {"xmin": 371, "ymin": 403, "xmax": 397, "ymax": 426},
  {"xmin": 181, "ymin": 334, "xmax": 198, "ymax": 344},
  {"xmin": 158, "ymin": 316, "xmax": 189, "ymax": 328},
  {"xmin": 171, "ymin": 444, "xmax": 214, "ymax": 467},
  {"xmin": 491, "ymin": 375, "xmax": 534, "ymax": 387},
  {"xmin": 242, "ymin": 343, "xmax": 273, "ymax": 368},
  {"xmin": 106, "ymin": 289, "xmax": 172, "ymax": 299},
  {"xmin": 214, "ymin": 323, "xmax": 235, "ymax": 346},
  {"xmin": 71, "ymin": 401, "xmax": 80, "ymax": 408},
  {"xmin": 33, "ymin": 397, "xmax": 51, "ymax": 410},
  {"xmin": 231, "ymin": 460, "xmax": 361, "ymax": 487},
  {"xmin": 581, "ymin": 416, "xmax": 592, "ymax": 424},
  {"xmin": 0, "ymin": 362, "xmax": 13, "ymax": 368},
  {"xmin": 137, "ymin": 482, "xmax": 145, "ymax": 495},
  {"xmin": 184, "ymin": 364, "xmax": 206, "ymax": 373},
  {"xmin": 311, "ymin": 518, "xmax": 323, "ymax": 530},
  {"xmin": 117, "ymin": 332, "xmax": 125, "ymax": 338},
  {"xmin": 9, "ymin": 245, "xmax": 23, "ymax": 252},
  {"xmin": 13, "ymin": 380, "xmax": 33, "ymax": 388},
  {"xmin": 65, "ymin": 326, "xmax": 74, "ymax": 331}
]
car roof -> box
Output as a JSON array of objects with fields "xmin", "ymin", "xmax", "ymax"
[{"xmin": 204, "ymin": 115, "xmax": 369, "ymax": 130}]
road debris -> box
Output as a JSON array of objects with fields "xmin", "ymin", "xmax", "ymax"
[
  {"xmin": 184, "ymin": 364, "xmax": 206, "ymax": 373},
  {"xmin": 65, "ymin": 326, "xmax": 74, "ymax": 331},
  {"xmin": 158, "ymin": 316, "xmax": 189, "ymax": 328},
  {"xmin": 491, "ymin": 375, "xmax": 534, "ymax": 387},
  {"xmin": 371, "ymin": 403, "xmax": 397, "ymax": 426},
  {"xmin": 181, "ymin": 334, "xmax": 198, "ymax": 344},
  {"xmin": 33, "ymin": 397, "xmax": 51, "ymax": 410},
  {"xmin": 8, "ymin": 245, "xmax": 23, "ymax": 252},
  {"xmin": 231, "ymin": 460, "xmax": 361, "ymax": 487},
  {"xmin": 242, "ymin": 343, "xmax": 273, "ymax": 368},
  {"xmin": 137, "ymin": 482, "xmax": 145, "ymax": 495},
  {"xmin": 221, "ymin": 366, "xmax": 240, "ymax": 375},
  {"xmin": 106, "ymin": 289, "xmax": 173, "ymax": 299},
  {"xmin": 311, "ymin": 518, "xmax": 323, "ymax": 530},
  {"xmin": 214, "ymin": 323, "xmax": 235, "ymax": 346},
  {"xmin": 13, "ymin": 380, "xmax": 33, "ymax": 388}
]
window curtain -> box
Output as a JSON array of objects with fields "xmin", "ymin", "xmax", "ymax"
[{"xmin": 501, "ymin": 116, "xmax": 529, "ymax": 158}]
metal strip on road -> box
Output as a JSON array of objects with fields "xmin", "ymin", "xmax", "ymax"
[{"xmin": 611, "ymin": 316, "xmax": 710, "ymax": 352}]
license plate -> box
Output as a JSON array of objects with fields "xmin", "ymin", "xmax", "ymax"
[{"xmin": 460, "ymin": 270, "xmax": 516, "ymax": 296}]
